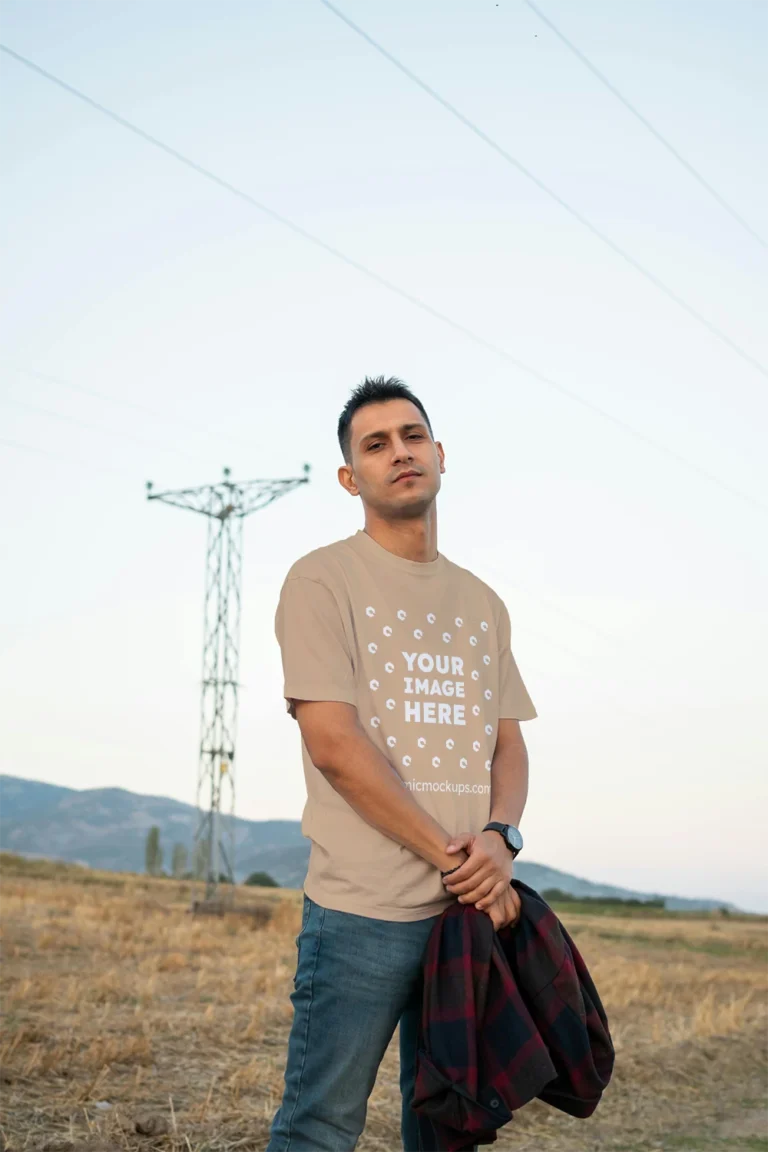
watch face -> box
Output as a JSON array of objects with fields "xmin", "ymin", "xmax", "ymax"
[{"xmin": 505, "ymin": 825, "xmax": 524, "ymax": 852}]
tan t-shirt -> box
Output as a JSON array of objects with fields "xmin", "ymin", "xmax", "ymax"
[{"xmin": 274, "ymin": 529, "xmax": 537, "ymax": 921}]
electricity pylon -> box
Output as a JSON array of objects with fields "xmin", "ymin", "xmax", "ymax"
[{"xmin": 147, "ymin": 464, "xmax": 310, "ymax": 900}]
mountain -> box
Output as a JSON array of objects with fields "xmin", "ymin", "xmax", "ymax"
[
  {"xmin": 0, "ymin": 774, "xmax": 736, "ymax": 911},
  {"xmin": 0, "ymin": 774, "xmax": 304, "ymax": 878}
]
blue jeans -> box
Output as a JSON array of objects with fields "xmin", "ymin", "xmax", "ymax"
[{"xmin": 266, "ymin": 893, "xmax": 444, "ymax": 1151}]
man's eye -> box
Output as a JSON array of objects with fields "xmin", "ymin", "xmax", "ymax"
[
  {"xmin": 368, "ymin": 443, "xmax": 383, "ymax": 451},
  {"xmin": 408, "ymin": 434, "xmax": 423, "ymax": 439}
]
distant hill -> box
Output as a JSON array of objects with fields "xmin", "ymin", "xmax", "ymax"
[{"xmin": 0, "ymin": 774, "xmax": 737, "ymax": 911}]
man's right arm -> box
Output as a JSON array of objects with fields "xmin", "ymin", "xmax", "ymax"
[{"xmin": 295, "ymin": 699, "xmax": 468, "ymax": 875}]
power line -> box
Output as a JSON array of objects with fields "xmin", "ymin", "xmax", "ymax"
[
  {"xmin": 317, "ymin": 1, "xmax": 767, "ymax": 379},
  {"xmin": 1, "ymin": 43, "xmax": 765, "ymax": 516},
  {"xmin": 0, "ymin": 431, "xmax": 693, "ymax": 721},
  {"xmin": 4, "ymin": 363, "xmax": 265, "ymax": 455},
  {"xmin": 0, "ymin": 426, "xmax": 596, "ymax": 686},
  {"xmin": 1, "ymin": 435, "xmax": 72, "ymax": 461},
  {"xmin": 0, "ymin": 434, "xmax": 135, "ymax": 478},
  {"xmin": 474, "ymin": 558, "xmax": 624, "ymax": 647},
  {"xmin": 1, "ymin": 398, "xmax": 639, "ymax": 668},
  {"xmin": 475, "ymin": 559, "xmax": 703, "ymax": 724},
  {"xmin": 3, "ymin": 394, "xmax": 208, "ymax": 467},
  {"xmin": 523, "ymin": 0, "xmax": 767, "ymax": 250}
]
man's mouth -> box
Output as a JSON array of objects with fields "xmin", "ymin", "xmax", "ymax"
[{"xmin": 393, "ymin": 470, "xmax": 422, "ymax": 483}]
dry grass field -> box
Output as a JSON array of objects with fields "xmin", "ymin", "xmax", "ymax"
[{"xmin": 0, "ymin": 854, "xmax": 766, "ymax": 1152}]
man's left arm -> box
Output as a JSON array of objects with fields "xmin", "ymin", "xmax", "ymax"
[
  {"xmin": 442, "ymin": 597, "xmax": 536, "ymax": 908},
  {"xmin": 489, "ymin": 717, "xmax": 529, "ymax": 829},
  {"xmin": 442, "ymin": 719, "xmax": 529, "ymax": 910}
]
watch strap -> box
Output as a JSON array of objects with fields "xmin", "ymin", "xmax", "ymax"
[{"xmin": 483, "ymin": 821, "xmax": 522, "ymax": 858}]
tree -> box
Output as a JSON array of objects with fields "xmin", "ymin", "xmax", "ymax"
[
  {"xmin": 245, "ymin": 870, "xmax": 279, "ymax": 888},
  {"xmin": 193, "ymin": 837, "xmax": 210, "ymax": 881},
  {"xmin": 171, "ymin": 843, "xmax": 188, "ymax": 879},
  {"xmin": 145, "ymin": 826, "xmax": 163, "ymax": 876},
  {"xmin": 542, "ymin": 887, "xmax": 573, "ymax": 903}
]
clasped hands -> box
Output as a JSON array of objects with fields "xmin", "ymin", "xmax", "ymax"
[{"xmin": 441, "ymin": 831, "xmax": 521, "ymax": 931}]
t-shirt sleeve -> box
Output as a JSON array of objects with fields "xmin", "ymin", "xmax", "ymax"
[
  {"xmin": 274, "ymin": 575, "xmax": 357, "ymax": 719},
  {"xmin": 497, "ymin": 599, "xmax": 537, "ymax": 721}
]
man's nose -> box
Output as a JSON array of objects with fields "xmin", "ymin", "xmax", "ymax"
[{"xmin": 391, "ymin": 439, "xmax": 414, "ymax": 462}]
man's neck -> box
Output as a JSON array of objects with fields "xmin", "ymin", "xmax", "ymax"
[{"xmin": 363, "ymin": 513, "xmax": 438, "ymax": 564}]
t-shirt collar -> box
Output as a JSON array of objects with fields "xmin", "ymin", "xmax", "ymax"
[{"xmin": 349, "ymin": 529, "xmax": 446, "ymax": 578}]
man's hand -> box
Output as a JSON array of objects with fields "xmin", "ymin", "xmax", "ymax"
[
  {"xmin": 483, "ymin": 885, "xmax": 522, "ymax": 931},
  {"xmin": 441, "ymin": 830, "xmax": 514, "ymax": 911}
]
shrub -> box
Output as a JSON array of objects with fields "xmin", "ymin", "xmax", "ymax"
[{"xmin": 244, "ymin": 870, "xmax": 279, "ymax": 888}]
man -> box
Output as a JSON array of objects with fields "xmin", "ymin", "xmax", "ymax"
[{"xmin": 266, "ymin": 376, "xmax": 537, "ymax": 1152}]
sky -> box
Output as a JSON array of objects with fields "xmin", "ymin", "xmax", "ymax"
[{"xmin": 1, "ymin": 0, "xmax": 766, "ymax": 912}]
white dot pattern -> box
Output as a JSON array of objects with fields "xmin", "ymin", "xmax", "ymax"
[{"xmin": 363, "ymin": 600, "xmax": 501, "ymax": 784}]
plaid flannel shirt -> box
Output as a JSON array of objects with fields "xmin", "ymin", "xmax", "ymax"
[{"xmin": 411, "ymin": 879, "xmax": 615, "ymax": 1151}]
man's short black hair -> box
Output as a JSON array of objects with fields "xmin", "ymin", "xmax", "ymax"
[{"xmin": 337, "ymin": 376, "xmax": 434, "ymax": 463}]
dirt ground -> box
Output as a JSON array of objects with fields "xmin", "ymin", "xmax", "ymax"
[{"xmin": 0, "ymin": 856, "xmax": 766, "ymax": 1152}]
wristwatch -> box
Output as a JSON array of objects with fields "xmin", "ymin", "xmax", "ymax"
[{"xmin": 483, "ymin": 821, "xmax": 523, "ymax": 859}]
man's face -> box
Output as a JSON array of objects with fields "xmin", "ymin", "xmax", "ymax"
[{"xmin": 339, "ymin": 398, "xmax": 445, "ymax": 518}]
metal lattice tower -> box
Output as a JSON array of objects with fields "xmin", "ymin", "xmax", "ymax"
[{"xmin": 147, "ymin": 464, "xmax": 310, "ymax": 900}]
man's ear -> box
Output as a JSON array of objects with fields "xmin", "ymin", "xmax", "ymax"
[
  {"xmin": 435, "ymin": 441, "xmax": 446, "ymax": 474},
  {"xmin": 338, "ymin": 463, "xmax": 359, "ymax": 497}
]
